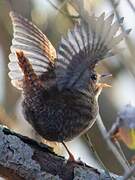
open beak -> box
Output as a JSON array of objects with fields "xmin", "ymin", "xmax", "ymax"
[
  {"xmin": 95, "ymin": 73, "xmax": 112, "ymax": 99},
  {"xmin": 96, "ymin": 73, "xmax": 112, "ymax": 89},
  {"xmin": 96, "ymin": 83, "xmax": 112, "ymax": 90},
  {"xmin": 96, "ymin": 73, "xmax": 112, "ymax": 91},
  {"xmin": 100, "ymin": 73, "xmax": 112, "ymax": 79}
]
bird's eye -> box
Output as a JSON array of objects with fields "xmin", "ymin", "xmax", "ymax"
[{"xmin": 91, "ymin": 74, "xmax": 97, "ymax": 81}]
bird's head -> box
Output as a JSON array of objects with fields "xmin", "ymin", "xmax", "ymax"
[{"xmin": 89, "ymin": 71, "xmax": 112, "ymax": 99}]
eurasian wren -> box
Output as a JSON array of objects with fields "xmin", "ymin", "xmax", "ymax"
[{"xmin": 8, "ymin": 10, "xmax": 124, "ymax": 160}]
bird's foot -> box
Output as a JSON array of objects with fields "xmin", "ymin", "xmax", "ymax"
[
  {"xmin": 62, "ymin": 142, "xmax": 86, "ymax": 166},
  {"xmin": 62, "ymin": 142, "xmax": 75, "ymax": 162},
  {"xmin": 76, "ymin": 157, "xmax": 87, "ymax": 166}
]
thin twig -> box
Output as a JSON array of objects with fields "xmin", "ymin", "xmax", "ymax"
[
  {"xmin": 122, "ymin": 165, "xmax": 135, "ymax": 180},
  {"xmin": 96, "ymin": 114, "xmax": 130, "ymax": 171},
  {"xmin": 6, "ymin": 0, "xmax": 12, "ymax": 11},
  {"xmin": 110, "ymin": 0, "xmax": 135, "ymax": 67},
  {"xmin": 115, "ymin": 140, "xmax": 131, "ymax": 168},
  {"xmin": 85, "ymin": 133, "xmax": 113, "ymax": 179},
  {"xmin": 127, "ymin": 0, "xmax": 135, "ymax": 13},
  {"xmin": 47, "ymin": 0, "xmax": 80, "ymax": 19},
  {"xmin": 108, "ymin": 118, "xmax": 131, "ymax": 168}
]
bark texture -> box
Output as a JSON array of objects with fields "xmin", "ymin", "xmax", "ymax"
[{"xmin": 0, "ymin": 125, "xmax": 121, "ymax": 180}]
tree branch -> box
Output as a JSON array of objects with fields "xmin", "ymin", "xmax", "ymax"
[{"xmin": 0, "ymin": 125, "xmax": 122, "ymax": 180}]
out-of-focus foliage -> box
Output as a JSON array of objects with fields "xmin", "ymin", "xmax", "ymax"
[{"xmin": 111, "ymin": 104, "xmax": 135, "ymax": 149}]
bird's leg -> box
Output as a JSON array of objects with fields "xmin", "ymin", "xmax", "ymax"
[{"xmin": 62, "ymin": 142, "xmax": 75, "ymax": 162}]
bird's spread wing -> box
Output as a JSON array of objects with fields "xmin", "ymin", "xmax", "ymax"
[
  {"xmin": 55, "ymin": 13, "xmax": 125, "ymax": 90},
  {"xmin": 8, "ymin": 11, "xmax": 56, "ymax": 90}
]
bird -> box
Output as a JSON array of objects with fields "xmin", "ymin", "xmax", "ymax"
[{"xmin": 8, "ymin": 10, "xmax": 125, "ymax": 161}]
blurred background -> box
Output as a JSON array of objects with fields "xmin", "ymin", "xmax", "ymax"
[{"xmin": 0, "ymin": 0, "xmax": 135, "ymax": 178}]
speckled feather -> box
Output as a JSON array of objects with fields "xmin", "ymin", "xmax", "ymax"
[
  {"xmin": 22, "ymin": 86, "xmax": 97, "ymax": 142},
  {"xmin": 8, "ymin": 10, "xmax": 124, "ymax": 142}
]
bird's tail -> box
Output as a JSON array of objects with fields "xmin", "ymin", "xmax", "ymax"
[
  {"xmin": 55, "ymin": 13, "xmax": 129, "ymax": 90},
  {"xmin": 14, "ymin": 51, "xmax": 42, "ymax": 90}
]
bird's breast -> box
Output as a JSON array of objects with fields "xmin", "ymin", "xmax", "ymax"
[{"xmin": 22, "ymin": 88, "xmax": 98, "ymax": 142}]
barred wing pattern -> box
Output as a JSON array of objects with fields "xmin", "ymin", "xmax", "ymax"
[
  {"xmin": 55, "ymin": 13, "xmax": 124, "ymax": 90},
  {"xmin": 9, "ymin": 11, "xmax": 56, "ymax": 90}
]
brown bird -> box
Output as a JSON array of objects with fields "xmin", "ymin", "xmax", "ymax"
[{"xmin": 8, "ymin": 10, "xmax": 124, "ymax": 160}]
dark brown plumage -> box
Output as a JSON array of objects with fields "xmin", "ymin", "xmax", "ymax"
[{"xmin": 8, "ymin": 9, "xmax": 124, "ymax": 159}]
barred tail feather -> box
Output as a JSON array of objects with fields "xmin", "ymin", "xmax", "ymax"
[
  {"xmin": 55, "ymin": 13, "xmax": 125, "ymax": 90},
  {"xmin": 14, "ymin": 51, "xmax": 42, "ymax": 89}
]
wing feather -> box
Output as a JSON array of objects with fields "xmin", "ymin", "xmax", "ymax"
[
  {"xmin": 9, "ymin": 11, "xmax": 56, "ymax": 90},
  {"xmin": 56, "ymin": 13, "xmax": 125, "ymax": 90}
]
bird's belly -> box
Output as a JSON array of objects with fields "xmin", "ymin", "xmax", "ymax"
[{"xmin": 23, "ymin": 98, "xmax": 98, "ymax": 142}]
